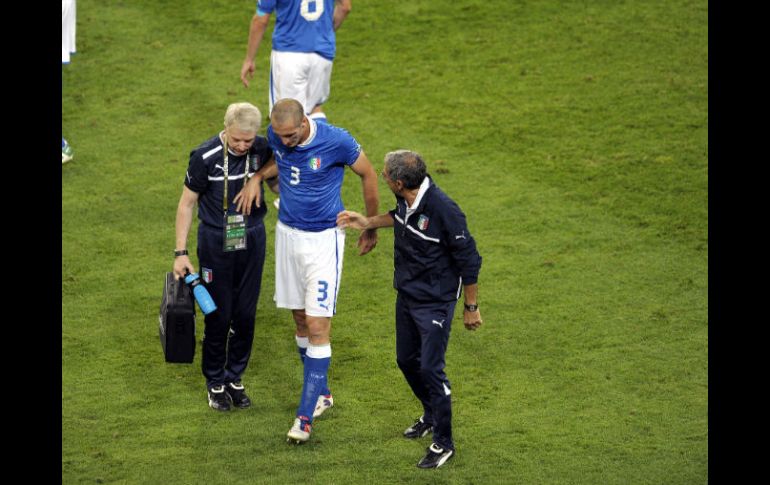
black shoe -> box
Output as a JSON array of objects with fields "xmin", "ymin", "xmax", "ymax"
[
  {"xmin": 225, "ymin": 381, "xmax": 251, "ymax": 408},
  {"xmin": 403, "ymin": 416, "xmax": 433, "ymax": 439},
  {"xmin": 417, "ymin": 443, "xmax": 454, "ymax": 469},
  {"xmin": 208, "ymin": 385, "xmax": 231, "ymax": 411}
]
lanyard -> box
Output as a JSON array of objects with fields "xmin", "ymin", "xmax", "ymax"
[{"xmin": 221, "ymin": 132, "xmax": 250, "ymax": 214}]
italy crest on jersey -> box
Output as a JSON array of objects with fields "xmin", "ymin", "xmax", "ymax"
[
  {"xmin": 309, "ymin": 157, "xmax": 322, "ymax": 170},
  {"xmin": 417, "ymin": 215, "xmax": 429, "ymax": 231}
]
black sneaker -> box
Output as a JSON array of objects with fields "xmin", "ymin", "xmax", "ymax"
[
  {"xmin": 225, "ymin": 381, "xmax": 251, "ymax": 409},
  {"xmin": 208, "ymin": 385, "xmax": 231, "ymax": 411},
  {"xmin": 403, "ymin": 416, "xmax": 433, "ymax": 439},
  {"xmin": 417, "ymin": 443, "xmax": 454, "ymax": 469}
]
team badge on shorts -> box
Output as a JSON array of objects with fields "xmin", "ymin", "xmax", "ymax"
[
  {"xmin": 417, "ymin": 215, "xmax": 430, "ymax": 231},
  {"xmin": 309, "ymin": 157, "xmax": 322, "ymax": 170},
  {"xmin": 201, "ymin": 267, "xmax": 213, "ymax": 283}
]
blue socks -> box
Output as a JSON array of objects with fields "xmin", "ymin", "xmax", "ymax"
[
  {"xmin": 296, "ymin": 343, "xmax": 331, "ymax": 422},
  {"xmin": 296, "ymin": 335, "xmax": 330, "ymax": 396}
]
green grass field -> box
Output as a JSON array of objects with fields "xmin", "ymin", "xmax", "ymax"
[{"xmin": 62, "ymin": 1, "xmax": 708, "ymax": 483}]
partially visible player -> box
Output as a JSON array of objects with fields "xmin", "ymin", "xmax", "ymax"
[
  {"xmin": 62, "ymin": 0, "xmax": 77, "ymax": 163},
  {"xmin": 235, "ymin": 98, "xmax": 378, "ymax": 443},
  {"xmin": 240, "ymin": 0, "xmax": 352, "ymax": 121}
]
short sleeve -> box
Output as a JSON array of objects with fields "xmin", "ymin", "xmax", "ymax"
[
  {"xmin": 184, "ymin": 150, "xmax": 208, "ymax": 194},
  {"xmin": 257, "ymin": 0, "xmax": 276, "ymax": 14},
  {"xmin": 338, "ymin": 129, "xmax": 362, "ymax": 166}
]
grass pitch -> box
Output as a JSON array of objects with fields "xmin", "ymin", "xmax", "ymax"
[{"xmin": 62, "ymin": 1, "xmax": 707, "ymax": 483}]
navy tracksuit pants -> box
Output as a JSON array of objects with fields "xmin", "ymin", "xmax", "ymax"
[
  {"xmin": 395, "ymin": 292, "xmax": 457, "ymax": 451},
  {"xmin": 197, "ymin": 222, "xmax": 266, "ymax": 389}
]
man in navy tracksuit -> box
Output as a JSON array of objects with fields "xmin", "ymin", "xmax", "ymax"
[
  {"xmin": 337, "ymin": 149, "xmax": 483, "ymax": 469},
  {"xmin": 173, "ymin": 102, "xmax": 272, "ymax": 412}
]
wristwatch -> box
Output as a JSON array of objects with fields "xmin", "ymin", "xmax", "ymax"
[
  {"xmin": 464, "ymin": 303, "xmax": 478, "ymax": 312},
  {"xmin": 174, "ymin": 249, "xmax": 189, "ymax": 257}
]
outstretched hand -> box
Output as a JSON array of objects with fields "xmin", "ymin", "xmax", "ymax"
[
  {"xmin": 337, "ymin": 211, "xmax": 378, "ymax": 255},
  {"xmin": 336, "ymin": 210, "xmax": 368, "ymax": 230}
]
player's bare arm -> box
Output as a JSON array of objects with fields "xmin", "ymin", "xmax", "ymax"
[
  {"xmin": 241, "ymin": 13, "xmax": 271, "ymax": 87},
  {"xmin": 333, "ymin": 0, "xmax": 352, "ymax": 31},
  {"xmin": 349, "ymin": 150, "xmax": 380, "ymax": 255}
]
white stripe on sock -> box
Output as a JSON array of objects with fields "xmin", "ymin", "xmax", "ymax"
[
  {"xmin": 295, "ymin": 335, "xmax": 309, "ymax": 349},
  {"xmin": 306, "ymin": 343, "xmax": 332, "ymax": 359}
]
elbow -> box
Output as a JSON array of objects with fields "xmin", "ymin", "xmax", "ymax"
[
  {"xmin": 336, "ymin": 1, "xmax": 351, "ymax": 17},
  {"xmin": 254, "ymin": 14, "xmax": 270, "ymax": 29}
]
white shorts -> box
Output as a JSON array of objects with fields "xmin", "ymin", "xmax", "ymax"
[
  {"xmin": 62, "ymin": 0, "xmax": 77, "ymax": 64},
  {"xmin": 274, "ymin": 221, "xmax": 345, "ymax": 317},
  {"xmin": 269, "ymin": 50, "xmax": 333, "ymax": 115}
]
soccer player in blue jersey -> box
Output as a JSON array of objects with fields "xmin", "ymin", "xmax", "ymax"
[
  {"xmin": 235, "ymin": 98, "xmax": 378, "ymax": 443},
  {"xmin": 240, "ymin": 0, "xmax": 352, "ymax": 122}
]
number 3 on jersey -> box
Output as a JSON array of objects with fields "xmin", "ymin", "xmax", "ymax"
[
  {"xmin": 290, "ymin": 165, "xmax": 301, "ymax": 185},
  {"xmin": 301, "ymin": 0, "xmax": 323, "ymax": 21}
]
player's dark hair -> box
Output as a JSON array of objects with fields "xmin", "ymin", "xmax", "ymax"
[{"xmin": 384, "ymin": 150, "xmax": 427, "ymax": 189}]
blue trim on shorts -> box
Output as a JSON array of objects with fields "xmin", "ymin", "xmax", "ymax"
[
  {"xmin": 333, "ymin": 230, "xmax": 340, "ymax": 314},
  {"xmin": 269, "ymin": 64, "xmax": 275, "ymax": 110}
]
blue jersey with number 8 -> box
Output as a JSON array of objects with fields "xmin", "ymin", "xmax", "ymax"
[{"xmin": 257, "ymin": 0, "xmax": 337, "ymax": 60}]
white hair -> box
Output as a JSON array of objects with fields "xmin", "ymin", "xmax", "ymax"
[{"xmin": 224, "ymin": 102, "xmax": 262, "ymax": 132}]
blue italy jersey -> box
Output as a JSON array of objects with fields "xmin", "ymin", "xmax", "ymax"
[
  {"xmin": 268, "ymin": 118, "xmax": 361, "ymax": 231},
  {"xmin": 257, "ymin": 0, "xmax": 337, "ymax": 60}
]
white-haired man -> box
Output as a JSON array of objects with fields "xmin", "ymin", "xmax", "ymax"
[{"xmin": 173, "ymin": 102, "xmax": 273, "ymax": 412}]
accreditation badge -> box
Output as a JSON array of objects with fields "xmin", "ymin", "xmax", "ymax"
[{"xmin": 223, "ymin": 214, "xmax": 247, "ymax": 252}]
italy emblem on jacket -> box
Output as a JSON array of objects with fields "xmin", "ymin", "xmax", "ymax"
[
  {"xmin": 309, "ymin": 157, "xmax": 321, "ymax": 170},
  {"xmin": 417, "ymin": 214, "xmax": 429, "ymax": 231}
]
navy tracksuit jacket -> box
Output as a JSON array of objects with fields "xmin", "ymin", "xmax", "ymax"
[{"xmin": 388, "ymin": 176, "xmax": 482, "ymax": 452}]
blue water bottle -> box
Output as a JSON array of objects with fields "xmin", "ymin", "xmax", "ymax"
[{"xmin": 184, "ymin": 272, "xmax": 217, "ymax": 315}]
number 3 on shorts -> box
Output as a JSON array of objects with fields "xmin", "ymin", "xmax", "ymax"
[{"xmin": 317, "ymin": 280, "xmax": 328, "ymax": 303}]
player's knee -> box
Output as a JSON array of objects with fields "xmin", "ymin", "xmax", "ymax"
[
  {"xmin": 305, "ymin": 316, "xmax": 331, "ymax": 342},
  {"xmin": 292, "ymin": 310, "xmax": 307, "ymax": 326}
]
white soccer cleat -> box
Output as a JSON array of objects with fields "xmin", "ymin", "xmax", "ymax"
[
  {"xmin": 62, "ymin": 142, "xmax": 74, "ymax": 164},
  {"xmin": 313, "ymin": 393, "xmax": 334, "ymax": 418},
  {"xmin": 287, "ymin": 417, "xmax": 311, "ymax": 443}
]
